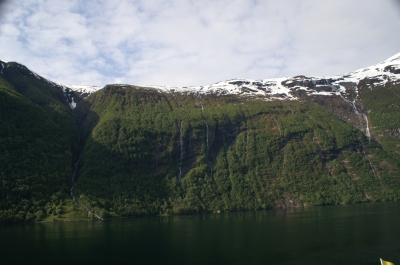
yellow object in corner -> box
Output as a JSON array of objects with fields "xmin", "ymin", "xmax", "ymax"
[{"xmin": 381, "ymin": 258, "xmax": 394, "ymax": 265}]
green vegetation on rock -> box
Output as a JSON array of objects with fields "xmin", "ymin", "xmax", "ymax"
[
  {"xmin": 1, "ymin": 61, "xmax": 400, "ymax": 223},
  {"xmin": 72, "ymin": 84, "xmax": 400, "ymax": 218},
  {"xmin": 0, "ymin": 64, "xmax": 84, "ymax": 223}
]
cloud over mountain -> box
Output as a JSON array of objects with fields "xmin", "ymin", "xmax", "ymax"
[{"xmin": 1, "ymin": 0, "xmax": 400, "ymax": 87}]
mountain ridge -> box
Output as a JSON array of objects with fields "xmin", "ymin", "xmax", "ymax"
[
  {"xmin": 63, "ymin": 51, "xmax": 400, "ymax": 100},
  {"xmin": 2, "ymin": 52, "xmax": 400, "ymax": 105},
  {"xmin": 1, "ymin": 53, "xmax": 400, "ymax": 223},
  {"xmin": 59, "ymin": 52, "xmax": 399, "ymax": 143}
]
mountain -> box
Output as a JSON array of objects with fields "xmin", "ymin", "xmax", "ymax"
[
  {"xmin": 64, "ymin": 52, "xmax": 400, "ymax": 98},
  {"xmin": 66, "ymin": 52, "xmax": 400, "ymax": 139},
  {"xmin": 0, "ymin": 61, "xmax": 79, "ymax": 223},
  {"xmin": 1, "ymin": 53, "xmax": 400, "ymax": 223}
]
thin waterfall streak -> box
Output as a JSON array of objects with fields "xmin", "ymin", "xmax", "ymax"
[
  {"xmin": 359, "ymin": 140, "xmax": 380, "ymax": 189},
  {"xmin": 155, "ymin": 138, "xmax": 159, "ymax": 176},
  {"xmin": 245, "ymin": 126, "xmax": 249, "ymax": 165},
  {"xmin": 197, "ymin": 94, "xmax": 212, "ymax": 176},
  {"xmin": 339, "ymin": 93, "xmax": 372, "ymax": 140},
  {"xmin": 169, "ymin": 90, "xmax": 184, "ymax": 110},
  {"xmin": 189, "ymin": 129, "xmax": 192, "ymax": 153},
  {"xmin": 70, "ymin": 150, "xmax": 104, "ymax": 220},
  {"xmin": 197, "ymin": 94, "xmax": 209, "ymax": 151},
  {"xmin": 205, "ymin": 120, "xmax": 209, "ymax": 151},
  {"xmin": 198, "ymin": 94, "xmax": 204, "ymax": 111},
  {"xmin": 71, "ymin": 155, "xmax": 81, "ymax": 184},
  {"xmin": 204, "ymin": 120, "xmax": 212, "ymax": 176},
  {"xmin": 388, "ymin": 87, "xmax": 400, "ymax": 98},
  {"xmin": 363, "ymin": 114, "xmax": 371, "ymax": 141},
  {"xmin": 70, "ymin": 154, "xmax": 81, "ymax": 204},
  {"xmin": 351, "ymin": 101, "xmax": 360, "ymax": 115},
  {"xmin": 339, "ymin": 92, "xmax": 359, "ymax": 115},
  {"xmin": 179, "ymin": 121, "xmax": 184, "ymax": 180}
]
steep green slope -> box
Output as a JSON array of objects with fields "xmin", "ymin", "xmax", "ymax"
[
  {"xmin": 74, "ymin": 85, "xmax": 400, "ymax": 218},
  {"xmin": 0, "ymin": 78, "xmax": 71, "ymax": 222},
  {"xmin": 0, "ymin": 63, "xmax": 81, "ymax": 223},
  {"xmin": 2, "ymin": 60, "xmax": 400, "ymax": 223},
  {"xmin": 360, "ymin": 82, "xmax": 400, "ymax": 153},
  {"xmin": 1, "ymin": 62, "xmax": 79, "ymax": 156},
  {"xmin": 358, "ymin": 82, "xmax": 400, "ymax": 193}
]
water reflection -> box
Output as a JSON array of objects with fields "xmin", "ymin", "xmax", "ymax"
[{"xmin": 1, "ymin": 202, "xmax": 400, "ymax": 265}]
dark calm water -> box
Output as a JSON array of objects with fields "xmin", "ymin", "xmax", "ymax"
[{"xmin": 1, "ymin": 202, "xmax": 400, "ymax": 265}]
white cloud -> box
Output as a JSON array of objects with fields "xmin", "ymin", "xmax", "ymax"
[{"xmin": 0, "ymin": 0, "xmax": 399, "ymax": 87}]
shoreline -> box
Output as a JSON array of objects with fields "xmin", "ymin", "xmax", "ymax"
[{"xmin": 2, "ymin": 200, "xmax": 398, "ymax": 226}]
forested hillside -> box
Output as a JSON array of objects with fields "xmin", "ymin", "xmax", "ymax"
[
  {"xmin": 73, "ymin": 84, "xmax": 400, "ymax": 218},
  {"xmin": 0, "ymin": 63, "xmax": 80, "ymax": 223},
  {"xmin": 1, "ymin": 61, "xmax": 400, "ymax": 223}
]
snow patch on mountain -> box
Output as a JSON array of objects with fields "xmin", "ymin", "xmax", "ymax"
[
  {"xmin": 142, "ymin": 52, "xmax": 400, "ymax": 100},
  {"xmin": 2, "ymin": 52, "xmax": 400, "ymax": 108},
  {"xmin": 61, "ymin": 85, "xmax": 102, "ymax": 109},
  {"xmin": 63, "ymin": 85, "xmax": 102, "ymax": 94},
  {"xmin": 70, "ymin": 98, "xmax": 77, "ymax": 109},
  {"xmin": 147, "ymin": 77, "xmax": 296, "ymax": 100}
]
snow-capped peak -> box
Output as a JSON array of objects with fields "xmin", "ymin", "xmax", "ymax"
[
  {"xmin": 140, "ymin": 52, "xmax": 400, "ymax": 100},
  {"xmin": 2, "ymin": 52, "xmax": 400, "ymax": 108},
  {"xmin": 383, "ymin": 52, "xmax": 400, "ymax": 63}
]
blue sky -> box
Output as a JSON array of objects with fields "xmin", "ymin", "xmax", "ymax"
[{"xmin": 1, "ymin": 0, "xmax": 400, "ymax": 87}]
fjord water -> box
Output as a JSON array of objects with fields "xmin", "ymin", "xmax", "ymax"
[{"xmin": 1, "ymin": 202, "xmax": 400, "ymax": 265}]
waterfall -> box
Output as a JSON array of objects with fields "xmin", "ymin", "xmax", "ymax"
[
  {"xmin": 198, "ymin": 94, "xmax": 204, "ymax": 111},
  {"xmin": 70, "ymin": 160, "xmax": 104, "ymax": 220},
  {"xmin": 388, "ymin": 87, "xmax": 400, "ymax": 99},
  {"xmin": 245, "ymin": 126, "xmax": 249, "ymax": 165},
  {"xmin": 154, "ymin": 137, "xmax": 159, "ymax": 176},
  {"xmin": 359, "ymin": 140, "xmax": 382, "ymax": 190},
  {"xmin": 339, "ymin": 91, "xmax": 359, "ymax": 115},
  {"xmin": 70, "ymin": 155, "xmax": 81, "ymax": 204},
  {"xmin": 350, "ymin": 100, "xmax": 360, "ymax": 115},
  {"xmin": 197, "ymin": 94, "xmax": 212, "ymax": 176},
  {"xmin": 169, "ymin": 90, "xmax": 184, "ymax": 110},
  {"xmin": 351, "ymin": 100, "xmax": 370, "ymax": 141},
  {"xmin": 179, "ymin": 121, "xmax": 184, "ymax": 180},
  {"xmin": 71, "ymin": 156, "xmax": 80, "ymax": 184},
  {"xmin": 363, "ymin": 114, "xmax": 371, "ymax": 142},
  {"xmin": 205, "ymin": 120, "xmax": 209, "ymax": 152},
  {"xmin": 70, "ymin": 147, "xmax": 104, "ymax": 220},
  {"xmin": 339, "ymin": 93, "xmax": 371, "ymax": 140},
  {"xmin": 197, "ymin": 94, "xmax": 209, "ymax": 151},
  {"xmin": 341, "ymin": 84, "xmax": 380, "ymax": 187}
]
